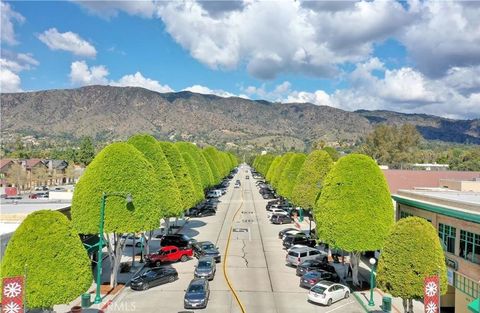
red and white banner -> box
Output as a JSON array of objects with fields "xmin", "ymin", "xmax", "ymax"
[
  {"xmin": 2, "ymin": 276, "xmax": 24, "ymax": 313},
  {"xmin": 424, "ymin": 275, "xmax": 440, "ymax": 313}
]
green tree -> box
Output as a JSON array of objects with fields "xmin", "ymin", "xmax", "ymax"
[
  {"xmin": 271, "ymin": 152, "xmax": 295, "ymax": 188},
  {"xmin": 254, "ymin": 154, "xmax": 276, "ymax": 177},
  {"xmin": 322, "ymin": 147, "xmax": 340, "ymax": 161},
  {"xmin": 5, "ymin": 163, "xmax": 28, "ymax": 191},
  {"xmin": 202, "ymin": 149, "xmax": 221, "ymax": 184},
  {"xmin": 377, "ymin": 217, "xmax": 447, "ymax": 313},
  {"xmin": 277, "ymin": 153, "xmax": 306, "ymax": 200},
  {"xmin": 159, "ymin": 141, "xmax": 198, "ymax": 210},
  {"xmin": 128, "ymin": 135, "xmax": 183, "ymax": 218},
  {"xmin": 1, "ymin": 210, "xmax": 92, "ymax": 309},
  {"xmin": 176, "ymin": 142, "xmax": 214, "ymax": 188},
  {"xmin": 77, "ymin": 136, "xmax": 95, "ymax": 166},
  {"xmin": 291, "ymin": 150, "xmax": 333, "ymax": 209},
  {"xmin": 204, "ymin": 146, "xmax": 227, "ymax": 178},
  {"xmin": 266, "ymin": 156, "xmax": 282, "ymax": 183},
  {"xmin": 315, "ymin": 154, "xmax": 394, "ymax": 286},
  {"xmin": 71, "ymin": 142, "xmax": 163, "ymax": 287},
  {"xmin": 182, "ymin": 152, "xmax": 205, "ymax": 203}
]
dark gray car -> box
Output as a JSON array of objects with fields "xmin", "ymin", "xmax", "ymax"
[
  {"xmin": 184, "ymin": 278, "xmax": 210, "ymax": 309},
  {"xmin": 193, "ymin": 241, "xmax": 221, "ymax": 263},
  {"xmin": 194, "ymin": 256, "xmax": 216, "ymax": 280}
]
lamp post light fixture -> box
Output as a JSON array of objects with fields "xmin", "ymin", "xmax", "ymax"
[
  {"xmin": 94, "ymin": 192, "xmax": 133, "ymax": 304},
  {"xmin": 368, "ymin": 257, "xmax": 377, "ymax": 306}
]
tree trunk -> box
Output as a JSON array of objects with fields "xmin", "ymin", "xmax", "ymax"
[
  {"xmin": 408, "ymin": 298, "xmax": 414, "ymax": 313},
  {"xmin": 109, "ymin": 232, "xmax": 124, "ymax": 288},
  {"xmin": 402, "ymin": 298, "xmax": 408, "ymax": 313},
  {"xmin": 165, "ymin": 218, "xmax": 170, "ymax": 234},
  {"xmin": 350, "ymin": 251, "xmax": 361, "ymax": 286},
  {"xmin": 146, "ymin": 231, "xmax": 153, "ymax": 255}
]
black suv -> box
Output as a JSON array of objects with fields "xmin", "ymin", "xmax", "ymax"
[
  {"xmin": 296, "ymin": 259, "xmax": 334, "ymax": 276},
  {"xmin": 283, "ymin": 234, "xmax": 316, "ymax": 249},
  {"xmin": 160, "ymin": 234, "xmax": 196, "ymax": 248}
]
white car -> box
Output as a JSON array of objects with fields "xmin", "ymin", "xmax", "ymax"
[
  {"xmin": 120, "ymin": 234, "xmax": 148, "ymax": 247},
  {"xmin": 267, "ymin": 209, "xmax": 288, "ymax": 219},
  {"xmin": 308, "ymin": 281, "xmax": 350, "ymax": 306}
]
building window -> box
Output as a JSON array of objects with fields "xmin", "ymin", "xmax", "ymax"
[
  {"xmin": 460, "ymin": 230, "xmax": 480, "ymax": 264},
  {"xmin": 400, "ymin": 211, "xmax": 413, "ymax": 219},
  {"xmin": 439, "ymin": 223, "xmax": 456, "ymax": 254}
]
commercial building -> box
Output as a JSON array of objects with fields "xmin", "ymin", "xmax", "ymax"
[{"xmin": 392, "ymin": 180, "xmax": 480, "ymax": 313}]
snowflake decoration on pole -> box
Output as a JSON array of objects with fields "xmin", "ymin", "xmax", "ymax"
[
  {"xmin": 425, "ymin": 301, "xmax": 437, "ymax": 313},
  {"xmin": 425, "ymin": 281, "xmax": 438, "ymax": 297},
  {"xmin": 3, "ymin": 282, "xmax": 22, "ymax": 298},
  {"xmin": 3, "ymin": 302, "xmax": 21, "ymax": 313}
]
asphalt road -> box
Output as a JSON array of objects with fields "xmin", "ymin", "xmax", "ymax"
[{"xmin": 109, "ymin": 165, "xmax": 364, "ymax": 313}]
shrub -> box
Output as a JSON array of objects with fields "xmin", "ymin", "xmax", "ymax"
[{"xmin": 1, "ymin": 211, "xmax": 92, "ymax": 308}]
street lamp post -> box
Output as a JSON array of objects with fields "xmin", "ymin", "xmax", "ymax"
[
  {"xmin": 139, "ymin": 234, "xmax": 144, "ymax": 263},
  {"xmin": 94, "ymin": 192, "xmax": 132, "ymax": 304},
  {"xmin": 368, "ymin": 257, "xmax": 377, "ymax": 306}
]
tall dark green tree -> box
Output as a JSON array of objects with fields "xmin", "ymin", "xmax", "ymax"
[
  {"xmin": 315, "ymin": 154, "xmax": 394, "ymax": 286},
  {"xmin": 1, "ymin": 211, "xmax": 92, "ymax": 309},
  {"xmin": 77, "ymin": 136, "xmax": 95, "ymax": 165},
  {"xmin": 291, "ymin": 150, "xmax": 333, "ymax": 209}
]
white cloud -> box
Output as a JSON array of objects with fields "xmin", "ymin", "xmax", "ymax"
[
  {"xmin": 111, "ymin": 72, "xmax": 173, "ymax": 93},
  {"xmin": 0, "ymin": 68, "xmax": 22, "ymax": 92},
  {"xmin": 69, "ymin": 61, "xmax": 109, "ymax": 85},
  {"xmin": 183, "ymin": 85, "xmax": 237, "ymax": 98},
  {"xmin": 1, "ymin": 1, "xmax": 25, "ymax": 45},
  {"xmin": 74, "ymin": 1, "xmax": 156, "ymax": 19},
  {"xmin": 38, "ymin": 28, "xmax": 97, "ymax": 57}
]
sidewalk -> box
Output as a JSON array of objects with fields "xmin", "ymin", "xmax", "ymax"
[{"xmin": 51, "ymin": 218, "xmax": 190, "ymax": 313}]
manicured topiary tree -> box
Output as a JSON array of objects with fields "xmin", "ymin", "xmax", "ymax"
[
  {"xmin": 291, "ymin": 150, "xmax": 333, "ymax": 209},
  {"xmin": 159, "ymin": 141, "xmax": 198, "ymax": 210},
  {"xmin": 254, "ymin": 154, "xmax": 275, "ymax": 177},
  {"xmin": 277, "ymin": 153, "xmax": 306, "ymax": 199},
  {"xmin": 71, "ymin": 142, "xmax": 163, "ymax": 286},
  {"xmin": 228, "ymin": 152, "xmax": 238, "ymax": 169},
  {"xmin": 202, "ymin": 149, "xmax": 221, "ymax": 184},
  {"xmin": 377, "ymin": 217, "xmax": 447, "ymax": 313},
  {"xmin": 128, "ymin": 134, "xmax": 183, "ymax": 218},
  {"xmin": 271, "ymin": 152, "xmax": 295, "ymax": 188},
  {"xmin": 315, "ymin": 153, "xmax": 394, "ymax": 286},
  {"xmin": 182, "ymin": 152, "xmax": 205, "ymax": 203},
  {"xmin": 323, "ymin": 146, "xmax": 340, "ymax": 161},
  {"xmin": 176, "ymin": 142, "xmax": 215, "ymax": 189},
  {"xmin": 1, "ymin": 210, "xmax": 92, "ymax": 309},
  {"xmin": 204, "ymin": 146, "xmax": 227, "ymax": 178},
  {"xmin": 266, "ymin": 156, "xmax": 281, "ymax": 182}
]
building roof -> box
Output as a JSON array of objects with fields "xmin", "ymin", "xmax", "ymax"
[
  {"xmin": 393, "ymin": 188, "xmax": 480, "ymax": 224},
  {"xmin": 0, "ymin": 159, "xmax": 14, "ymax": 171},
  {"xmin": 382, "ymin": 169, "xmax": 480, "ymax": 193},
  {"xmin": 25, "ymin": 158, "xmax": 45, "ymax": 169}
]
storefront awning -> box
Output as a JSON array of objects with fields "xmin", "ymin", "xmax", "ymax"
[{"xmin": 468, "ymin": 298, "xmax": 479, "ymax": 313}]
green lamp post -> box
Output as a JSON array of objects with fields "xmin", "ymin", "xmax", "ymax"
[
  {"xmin": 94, "ymin": 192, "xmax": 132, "ymax": 304},
  {"xmin": 368, "ymin": 257, "xmax": 377, "ymax": 306}
]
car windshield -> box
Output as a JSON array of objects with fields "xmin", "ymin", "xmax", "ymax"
[
  {"xmin": 300, "ymin": 261, "xmax": 311, "ymax": 267},
  {"xmin": 142, "ymin": 271, "xmax": 157, "ymax": 278},
  {"xmin": 188, "ymin": 285, "xmax": 205, "ymax": 293},
  {"xmin": 159, "ymin": 250, "xmax": 169, "ymax": 255},
  {"xmin": 198, "ymin": 261, "xmax": 212, "ymax": 267},
  {"xmin": 305, "ymin": 272, "xmax": 320, "ymax": 278},
  {"xmin": 311, "ymin": 286, "xmax": 326, "ymax": 294},
  {"xmin": 202, "ymin": 243, "xmax": 214, "ymax": 250},
  {"xmin": 288, "ymin": 251, "xmax": 298, "ymax": 257}
]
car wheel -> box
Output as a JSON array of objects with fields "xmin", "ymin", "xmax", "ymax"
[
  {"xmin": 169, "ymin": 275, "xmax": 175, "ymax": 283},
  {"xmin": 143, "ymin": 283, "xmax": 149, "ymax": 290},
  {"xmin": 181, "ymin": 255, "xmax": 188, "ymax": 262},
  {"xmin": 344, "ymin": 291, "xmax": 350, "ymax": 299},
  {"xmin": 155, "ymin": 261, "xmax": 161, "ymax": 267},
  {"xmin": 135, "ymin": 242, "xmax": 141, "ymax": 247},
  {"xmin": 327, "ymin": 298, "xmax": 332, "ymax": 306}
]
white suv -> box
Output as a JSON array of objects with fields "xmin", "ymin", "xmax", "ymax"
[
  {"xmin": 286, "ymin": 246, "xmax": 325, "ymax": 266},
  {"xmin": 308, "ymin": 281, "xmax": 350, "ymax": 306}
]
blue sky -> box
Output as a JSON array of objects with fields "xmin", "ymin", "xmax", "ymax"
[{"xmin": 1, "ymin": 1, "xmax": 479, "ymax": 119}]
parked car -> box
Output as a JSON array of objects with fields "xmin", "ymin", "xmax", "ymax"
[
  {"xmin": 300, "ymin": 270, "xmax": 340, "ymax": 289},
  {"xmin": 296, "ymin": 259, "xmax": 334, "ymax": 276},
  {"xmin": 192, "ymin": 241, "xmax": 221, "ymax": 263},
  {"xmin": 160, "ymin": 234, "xmax": 196, "ymax": 248},
  {"xmin": 194, "ymin": 256, "xmax": 216, "ymax": 280},
  {"xmin": 146, "ymin": 246, "xmax": 193, "ymax": 266},
  {"xmin": 120, "ymin": 234, "xmax": 147, "ymax": 247},
  {"xmin": 28, "ymin": 193, "xmax": 38, "ymax": 199},
  {"xmin": 278, "ymin": 227, "xmax": 299, "ymax": 239},
  {"xmin": 245, "ymin": 175, "xmax": 249, "ymax": 179},
  {"xmin": 130, "ymin": 267, "xmax": 178, "ymax": 291},
  {"xmin": 262, "ymin": 193, "xmax": 276, "ymax": 199},
  {"xmin": 283, "ymin": 234, "xmax": 316, "ymax": 249},
  {"xmin": 187, "ymin": 207, "xmax": 216, "ymax": 217},
  {"xmin": 267, "ymin": 208, "xmax": 288, "ymax": 219},
  {"xmin": 184, "ymin": 278, "xmax": 210, "ymax": 309},
  {"xmin": 207, "ymin": 190, "xmax": 222, "ymax": 198},
  {"xmin": 286, "ymin": 246, "xmax": 325, "ymax": 267},
  {"xmin": 271, "ymin": 214, "xmax": 293, "ymax": 224},
  {"xmin": 308, "ymin": 281, "xmax": 350, "ymax": 306}
]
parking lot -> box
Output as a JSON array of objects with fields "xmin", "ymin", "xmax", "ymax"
[{"xmin": 109, "ymin": 165, "xmax": 364, "ymax": 313}]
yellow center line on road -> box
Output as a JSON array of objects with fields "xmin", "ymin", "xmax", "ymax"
[{"xmin": 222, "ymin": 185, "xmax": 248, "ymax": 313}]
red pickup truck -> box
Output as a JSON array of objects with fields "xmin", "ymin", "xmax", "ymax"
[{"xmin": 146, "ymin": 245, "xmax": 193, "ymax": 266}]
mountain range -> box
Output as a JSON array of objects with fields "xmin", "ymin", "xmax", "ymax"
[{"xmin": 1, "ymin": 85, "xmax": 479, "ymax": 151}]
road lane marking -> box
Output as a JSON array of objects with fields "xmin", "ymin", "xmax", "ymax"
[{"xmin": 325, "ymin": 300, "xmax": 355, "ymax": 313}]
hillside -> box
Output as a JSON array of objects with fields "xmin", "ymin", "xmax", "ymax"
[{"xmin": 1, "ymin": 86, "xmax": 479, "ymax": 151}]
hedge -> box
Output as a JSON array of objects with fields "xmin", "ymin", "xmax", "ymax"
[
  {"xmin": 181, "ymin": 152, "xmax": 205, "ymax": 203},
  {"xmin": 127, "ymin": 134, "xmax": 183, "ymax": 217},
  {"xmin": 1, "ymin": 211, "xmax": 92, "ymax": 308},
  {"xmin": 291, "ymin": 150, "xmax": 333, "ymax": 209},
  {"xmin": 277, "ymin": 153, "xmax": 306, "ymax": 200},
  {"xmin": 271, "ymin": 152, "xmax": 295, "ymax": 188},
  {"xmin": 71, "ymin": 142, "xmax": 163, "ymax": 233},
  {"xmin": 266, "ymin": 156, "xmax": 282, "ymax": 182},
  {"xmin": 175, "ymin": 142, "xmax": 215, "ymax": 189},
  {"xmin": 202, "ymin": 148, "xmax": 221, "ymax": 184},
  {"xmin": 314, "ymin": 153, "xmax": 394, "ymax": 251},
  {"xmin": 376, "ymin": 217, "xmax": 447, "ymax": 299}
]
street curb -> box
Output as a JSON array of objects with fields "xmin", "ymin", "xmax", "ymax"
[{"xmin": 353, "ymin": 291, "xmax": 371, "ymax": 313}]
